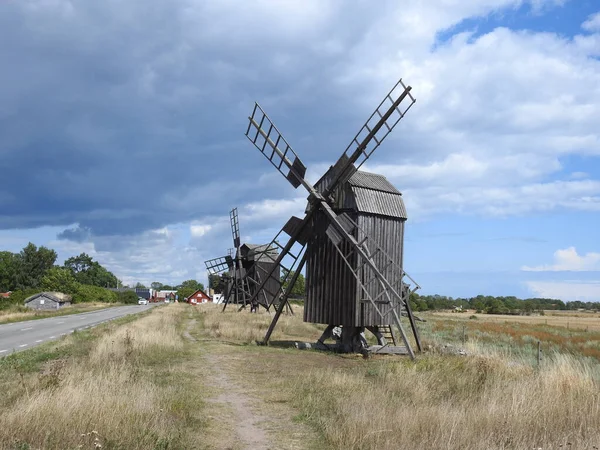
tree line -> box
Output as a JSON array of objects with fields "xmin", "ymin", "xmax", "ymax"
[
  {"xmin": 207, "ymin": 268, "xmax": 599, "ymax": 314},
  {"xmin": 409, "ymin": 293, "xmax": 600, "ymax": 314},
  {"xmin": 0, "ymin": 243, "xmax": 205, "ymax": 307},
  {"xmin": 0, "ymin": 244, "xmax": 131, "ymax": 306},
  {"xmin": 3, "ymin": 243, "xmax": 594, "ymax": 312}
]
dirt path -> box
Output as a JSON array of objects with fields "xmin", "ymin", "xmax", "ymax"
[{"xmin": 184, "ymin": 319, "xmax": 271, "ymax": 450}]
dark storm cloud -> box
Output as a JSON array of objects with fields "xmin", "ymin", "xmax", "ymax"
[{"xmin": 1, "ymin": 0, "xmax": 402, "ymax": 240}]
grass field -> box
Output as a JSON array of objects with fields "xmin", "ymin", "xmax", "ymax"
[
  {"xmin": 432, "ymin": 309, "xmax": 600, "ymax": 331},
  {"xmin": 0, "ymin": 302, "xmax": 118, "ymax": 325},
  {"xmin": 0, "ymin": 303, "xmax": 598, "ymax": 449},
  {"xmin": 426, "ymin": 310, "xmax": 600, "ymax": 360}
]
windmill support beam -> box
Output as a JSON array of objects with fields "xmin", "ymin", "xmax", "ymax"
[{"xmin": 261, "ymin": 251, "xmax": 308, "ymax": 345}]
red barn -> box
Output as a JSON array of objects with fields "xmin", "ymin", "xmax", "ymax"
[{"xmin": 187, "ymin": 289, "xmax": 211, "ymax": 305}]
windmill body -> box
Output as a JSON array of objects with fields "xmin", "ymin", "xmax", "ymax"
[
  {"xmin": 242, "ymin": 77, "xmax": 422, "ymax": 356},
  {"xmin": 205, "ymin": 209, "xmax": 281, "ymax": 312},
  {"xmin": 305, "ymin": 170, "xmax": 407, "ymax": 327},
  {"xmin": 239, "ymin": 243, "xmax": 281, "ymax": 308}
]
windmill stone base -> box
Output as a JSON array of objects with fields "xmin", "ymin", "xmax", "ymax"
[{"xmin": 317, "ymin": 324, "xmax": 391, "ymax": 354}]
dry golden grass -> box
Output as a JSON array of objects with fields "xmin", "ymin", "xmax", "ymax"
[
  {"xmin": 194, "ymin": 303, "xmax": 600, "ymax": 450},
  {"xmin": 198, "ymin": 302, "xmax": 325, "ymax": 343},
  {"xmin": 0, "ymin": 305, "xmax": 203, "ymax": 449},
  {"xmin": 433, "ymin": 310, "xmax": 600, "ymax": 331},
  {"xmin": 0, "ymin": 302, "xmax": 115, "ymax": 324},
  {"xmin": 3, "ymin": 301, "xmax": 599, "ymax": 450},
  {"xmin": 426, "ymin": 315, "xmax": 600, "ymax": 360},
  {"xmin": 290, "ymin": 352, "xmax": 600, "ymax": 449}
]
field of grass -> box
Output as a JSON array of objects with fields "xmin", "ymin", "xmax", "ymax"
[
  {"xmin": 1, "ymin": 303, "xmax": 598, "ymax": 449},
  {"xmin": 0, "ymin": 302, "xmax": 118, "ymax": 325},
  {"xmin": 196, "ymin": 304, "xmax": 600, "ymax": 449},
  {"xmin": 425, "ymin": 311, "xmax": 600, "ymax": 361},
  {"xmin": 433, "ymin": 309, "xmax": 600, "ymax": 331},
  {"xmin": 0, "ymin": 305, "xmax": 205, "ymax": 449}
]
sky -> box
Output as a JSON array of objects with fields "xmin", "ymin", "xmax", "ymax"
[{"xmin": 0, "ymin": 0, "xmax": 599, "ymax": 301}]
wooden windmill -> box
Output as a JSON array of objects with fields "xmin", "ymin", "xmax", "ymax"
[
  {"xmin": 243, "ymin": 78, "xmax": 422, "ymax": 358},
  {"xmin": 204, "ymin": 208, "xmax": 281, "ymax": 312}
]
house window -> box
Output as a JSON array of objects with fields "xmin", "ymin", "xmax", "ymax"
[{"xmin": 40, "ymin": 299, "xmax": 45, "ymax": 305}]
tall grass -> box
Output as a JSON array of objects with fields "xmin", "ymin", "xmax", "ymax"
[
  {"xmin": 0, "ymin": 305, "xmax": 203, "ymax": 449},
  {"xmin": 196, "ymin": 304, "xmax": 600, "ymax": 449},
  {"xmin": 199, "ymin": 303, "xmax": 325, "ymax": 343},
  {"xmin": 290, "ymin": 351, "xmax": 600, "ymax": 449},
  {"xmin": 424, "ymin": 317, "xmax": 600, "ymax": 361}
]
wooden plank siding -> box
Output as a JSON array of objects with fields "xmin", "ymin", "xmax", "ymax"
[
  {"xmin": 355, "ymin": 214, "xmax": 405, "ymax": 326},
  {"xmin": 304, "ymin": 170, "xmax": 407, "ymax": 327},
  {"xmin": 251, "ymin": 261, "xmax": 281, "ymax": 307}
]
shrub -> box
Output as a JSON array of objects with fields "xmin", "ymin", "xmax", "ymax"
[
  {"xmin": 0, "ymin": 289, "xmax": 42, "ymax": 309},
  {"xmin": 72, "ymin": 284, "xmax": 118, "ymax": 303},
  {"xmin": 118, "ymin": 291, "xmax": 139, "ymax": 305},
  {"xmin": 469, "ymin": 315, "xmax": 478, "ymax": 320}
]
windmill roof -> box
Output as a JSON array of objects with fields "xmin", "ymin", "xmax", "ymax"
[
  {"xmin": 347, "ymin": 171, "xmax": 401, "ymax": 194},
  {"xmin": 241, "ymin": 243, "xmax": 279, "ymax": 263},
  {"xmin": 346, "ymin": 171, "xmax": 407, "ymax": 219},
  {"xmin": 351, "ymin": 186, "xmax": 407, "ymax": 218}
]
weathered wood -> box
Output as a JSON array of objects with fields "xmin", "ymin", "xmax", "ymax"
[
  {"xmin": 368, "ymin": 345, "xmax": 409, "ymax": 355},
  {"xmin": 265, "ymin": 340, "xmax": 410, "ymax": 357}
]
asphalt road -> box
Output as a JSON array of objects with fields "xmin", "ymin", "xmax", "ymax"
[{"xmin": 0, "ymin": 304, "xmax": 157, "ymax": 356}]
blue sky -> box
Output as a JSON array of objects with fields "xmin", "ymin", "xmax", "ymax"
[{"xmin": 1, "ymin": 0, "xmax": 599, "ymax": 301}]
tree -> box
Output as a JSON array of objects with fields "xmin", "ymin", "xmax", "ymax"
[
  {"xmin": 281, "ymin": 269, "xmax": 305, "ymax": 298},
  {"xmin": 135, "ymin": 282, "xmax": 147, "ymax": 289},
  {"xmin": 16, "ymin": 243, "xmax": 57, "ymax": 289},
  {"xmin": 151, "ymin": 282, "xmax": 163, "ymax": 290},
  {"xmin": 64, "ymin": 253, "xmax": 118, "ymax": 288},
  {"xmin": 177, "ymin": 279, "xmax": 204, "ymax": 301},
  {"xmin": 180, "ymin": 279, "xmax": 203, "ymax": 290},
  {"xmin": 0, "ymin": 251, "xmax": 18, "ymax": 292},
  {"xmin": 208, "ymin": 274, "xmax": 226, "ymax": 294},
  {"xmin": 41, "ymin": 267, "xmax": 78, "ymax": 294}
]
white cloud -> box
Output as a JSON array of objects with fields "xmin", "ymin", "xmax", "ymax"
[
  {"xmin": 242, "ymin": 197, "xmax": 306, "ymax": 223},
  {"xmin": 522, "ymin": 247, "xmax": 600, "ymax": 272},
  {"xmin": 50, "ymin": 225, "xmax": 209, "ymax": 287},
  {"xmin": 190, "ymin": 224, "xmax": 212, "ymax": 237},
  {"xmin": 582, "ymin": 12, "xmax": 600, "ymax": 32},
  {"xmin": 401, "ymin": 180, "xmax": 600, "ymax": 220},
  {"xmin": 525, "ymin": 280, "xmax": 600, "ymax": 301}
]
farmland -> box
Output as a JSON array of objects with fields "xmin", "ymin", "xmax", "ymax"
[{"xmin": 0, "ymin": 303, "xmax": 599, "ymax": 449}]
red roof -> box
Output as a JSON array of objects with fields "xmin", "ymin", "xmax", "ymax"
[{"xmin": 0, "ymin": 292, "xmax": 11, "ymax": 298}]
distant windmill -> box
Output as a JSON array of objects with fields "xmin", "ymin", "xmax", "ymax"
[
  {"xmin": 243, "ymin": 78, "xmax": 422, "ymax": 357},
  {"xmin": 204, "ymin": 208, "xmax": 281, "ymax": 312}
]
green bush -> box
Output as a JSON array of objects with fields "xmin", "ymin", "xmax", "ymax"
[
  {"xmin": 117, "ymin": 290, "xmax": 139, "ymax": 305},
  {"xmin": 72, "ymin": 284, "xmax": 118, "ymax": 304},
  {"xmin": 0, "ymin": 289, "xmax": 42, "ymax": 309}
]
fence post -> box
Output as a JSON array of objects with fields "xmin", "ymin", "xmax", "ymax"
[{"xmin": 537, "ymin": 341, "xmax": 542, "ymax": 366}]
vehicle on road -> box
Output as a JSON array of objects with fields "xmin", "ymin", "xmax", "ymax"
[{"xmin": 138, "ymin": 298, "xmax": 148, "ymax": 305}]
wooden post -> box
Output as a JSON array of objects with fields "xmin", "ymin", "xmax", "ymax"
[
  {"xmin": 462, "ymin": 325, "xmax": 466, "ymax": 344},
  {"xmin": 537, "ymin": 341, "xmax": 541, "ymax": 366}
]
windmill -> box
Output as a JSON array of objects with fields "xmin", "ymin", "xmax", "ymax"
[
  {"xmin": 242, "ymin": 78, "xmax": 422, "ymax": 358},
  {"xmin": 204, "ymin": 208, "xmax": 281, "ymax": 312}
]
